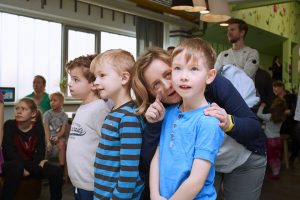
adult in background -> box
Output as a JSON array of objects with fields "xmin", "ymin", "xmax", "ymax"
[
  {"xmin": 214, "ymin": 18, "xmax": 259, "ymax": 79},
  {"xmin": 26, "ymin": 75, "xmax": 51, "ymax": 113},
  {"xmin": 269, "ymin": 56, "xmax": 282, "ymax": 81},
  {"xmin": 273, "ymin": 81, "xmax": 298, "ymax": 166},
  {"xmin": 294, "ymin": 85, "xmax": 300, "ymax": 147}
]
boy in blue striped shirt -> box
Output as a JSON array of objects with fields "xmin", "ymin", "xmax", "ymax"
[{"xmin": 91, "ymin": 49, "xmax": 144, "ymax": 200}]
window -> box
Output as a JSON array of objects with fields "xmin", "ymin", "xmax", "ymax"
[
  {"xmin": 0, "ymin": 12, "xmax": 62, "ymax": 100},
  {"xmin": 101, "ymin": 32, "xmax": 136, "ymax": 59}
]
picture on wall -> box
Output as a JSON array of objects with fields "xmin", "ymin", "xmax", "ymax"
[{"xmin": 0, "ymin": 87, "xmax": 15, "ymax": 102}]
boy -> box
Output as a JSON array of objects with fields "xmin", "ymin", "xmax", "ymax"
[
  {"xmin": 43, "ymin": 91, "xmax": 68, "ymax": 170},
  {"xmin": 91, "ymin": 49, "xmax": 144, "ymax": 200},
  {"xmin": 149, "ymin": 38, "xmax": 224, "ymax": 199},
  {"xmin": 66, "ymin": 55, "xmax": 110, "ymax": 200}
]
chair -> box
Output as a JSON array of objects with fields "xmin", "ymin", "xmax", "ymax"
[{"xmin": 280, "ymin": 134, "xmax": 290, "ymax": 169}]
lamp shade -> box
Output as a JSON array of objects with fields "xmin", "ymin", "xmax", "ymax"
[
  {"xmin": 171, "ymin": 0, "xmax": 193, "ymax": 10},
  {"xmin": 186, "ymin": 0, "xmax": 207, "ymax": 12},
  {"xmin": 201, "ymin": 0, "xmax": 231, "ymax": 22}
]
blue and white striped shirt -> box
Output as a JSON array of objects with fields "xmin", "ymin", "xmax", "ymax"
[{"xmin": 94, "ymin": 101, "xmax": 144, "ymax": 200}]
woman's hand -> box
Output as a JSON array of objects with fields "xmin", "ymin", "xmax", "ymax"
[
  {"xmin": 204, "ymin": 103, "xmax": 230, "ymax": 130},
  {"xmin": 145, "ymin": 92, "xmax": 165, "ymax": 123}
]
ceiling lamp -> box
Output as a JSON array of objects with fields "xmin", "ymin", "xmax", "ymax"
[
  {"xmin": 200, "ymin": 0, "xmax": 231, "ymax": 23},
  {"xmin": 186, "ymin": 0, "xmax": 207, "ymax": 12},
  {"xmin": 171, "ymin": 0, "xmax": 194, "ymax": 11}
]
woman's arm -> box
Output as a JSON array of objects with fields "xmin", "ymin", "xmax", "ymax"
[
  {"xmin": 170, "ymin": 159, "xmax": 211, "ymax": 200},
  {"xmin": 150, "ymin": 147, "xmax": 166, "ymax": 200},
  {"xmin": 206, "ymin": 75, "xmax": 263, "ymax": 144}
]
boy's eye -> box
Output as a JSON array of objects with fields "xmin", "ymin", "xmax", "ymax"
[
  {"xmin": 191, "ymin": 67, "xmax": 199, "ymax": 71},
  {"xmin": 174, "ymin": 66, "xmax": 181, "ymax": 70},
  {"xmin": 100, "ymin": 73, "xmax": 105, "ymax": 77}
]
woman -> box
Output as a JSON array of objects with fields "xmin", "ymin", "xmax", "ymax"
[
  {"xmin": 26, "ymin": 75, "xmax": 51, "ymax": 113},
  {"xmin": 132, "ymin": 47, "xmax": 266, "ymax": 200},
  {"xmin": 1, "ymin": 98, "xmax": 63, "ymax": 200}
]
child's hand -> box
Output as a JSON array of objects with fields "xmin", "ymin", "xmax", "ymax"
[
  {"xmin": 50, "ymin": 135, "xmax": 58, "ymax": 143},
  {"xmin": 204, "ymin": 103, "xmax": 229, "ymax": 130},
  {"xmin": 145, "ymin": 92, "xmax": 165, "ymax": 123},
  {"xmin": 46, "ymin": 142, "xmax": 52, "ymax": 152},
  {"xmin": 151, "ymin": 195, "xmax": 167, "ymax": 200}
]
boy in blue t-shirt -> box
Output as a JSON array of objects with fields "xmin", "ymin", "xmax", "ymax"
[{"xmin": 150, "ymin": 38, "xmax": 224, "ymax": 200}]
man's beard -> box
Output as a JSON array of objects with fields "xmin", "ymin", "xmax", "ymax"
[{"xmin": 228, "ymin": 36, "xmax": 240, "ymax": 44}]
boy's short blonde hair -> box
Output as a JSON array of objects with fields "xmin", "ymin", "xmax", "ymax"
[
  {"xmin": 172, "ymin": 38, "xmax": 216, "ymax": 70},
  {"xmin": 50, "ymin": 91, "xmax": 65, "ymax": 103},
  {"xmin": 91, "ymin": 49, "xmax": 135, "ymax": 75}
]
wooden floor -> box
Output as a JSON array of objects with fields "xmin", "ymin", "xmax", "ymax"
[
  {"xmin": 39, "ymin": 160, "xmax": 300, "ymax": 200},
  {"xmin": 261, "ymin": 160, "xmax": 300, "ymax": 200}
]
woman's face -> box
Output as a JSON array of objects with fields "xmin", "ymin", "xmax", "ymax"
[{"xmin": 143, "ymin": 59, "xmax": 181, "ymax": 104}]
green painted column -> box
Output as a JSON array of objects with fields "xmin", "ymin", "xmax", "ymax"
[{"xmin": 282, "ymin": 39, "xmax": 292, "ymax": 91}]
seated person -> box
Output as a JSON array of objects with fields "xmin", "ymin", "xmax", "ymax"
[
  {"xmin": 43, "ymin": 92, "xmax": 68, "ymax": 171},
  {"xmin": 1, "ymin": 98, "xmax": 63, "ymax": 200}
]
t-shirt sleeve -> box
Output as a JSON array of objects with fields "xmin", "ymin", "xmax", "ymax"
[
  {"xmin": 244, "ymin": 49, "xmax": 259, "ymax": 79},
  {"xmin": 194, "ymin": 117, "xmax": 224, "ymax": 164},
  {"xmin": 43, "ymin": 111, "xmax": 50, "ymax": 124}
]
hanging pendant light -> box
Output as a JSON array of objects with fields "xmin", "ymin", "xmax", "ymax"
[
  {"xmin": 171, "ymin": 0, "xmax": 194, "ymax": 11},
  {"xmin": 201, "ymin": 0, "xmax": 231, "ymax": 23},
  {"xmin": 186, "ymin": 0, "xmax": 207, "ymax": 12}
]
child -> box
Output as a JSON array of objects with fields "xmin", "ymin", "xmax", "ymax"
[
  {"xmin": 43, "ymin": 92, "xmax": 68, "ymax": 170},
  {"xmin": 257, "ymin": 98, "xmax": 287, "ymax": 179},
  {"xmin": 66, "ymin": 55, "xmax": 110, "ymax": 200},
  {"xmin": 1, "ymin": 98, "xmax": 63, "ymax": 200},
  {"xmin": 149, "ymin": 38, "xmax": 224, "ymax": 200},
  {"xmin": 91, "ymin": 49, "xmax": 144, "ymax": 200}
]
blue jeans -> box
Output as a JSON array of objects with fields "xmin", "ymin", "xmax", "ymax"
[{"xmin": 73, "ymin": 187, "xmax": 93, "ymax": 200}]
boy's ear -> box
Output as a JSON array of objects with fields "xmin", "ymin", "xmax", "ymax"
[
  {"xmin": 121, "ymin": 71, "xmax": 130, "ymax": 85},
  {"xmin": 206, "ymin": 69, "xmax": 216, "ymax": 85}
]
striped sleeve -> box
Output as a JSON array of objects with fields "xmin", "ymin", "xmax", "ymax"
[{"xmin": 112, "ymin": 113, "xmax": 143, "ymax": 199}]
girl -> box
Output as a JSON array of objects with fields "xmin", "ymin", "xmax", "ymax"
[
  {"xmin": 257, "ymin": 98, "xmax": 287, "ymax": 179},
  {"xmin": 1, "ymin": 98, "xmax": 63, "ymax": 200}
]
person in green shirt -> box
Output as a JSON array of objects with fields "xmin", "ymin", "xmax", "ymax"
[{"xmin": 26, "ymin": 75, "xmax": 51, "ymax": 113}]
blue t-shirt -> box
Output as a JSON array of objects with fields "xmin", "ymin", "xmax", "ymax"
[{"xmin": 159, "ymin": 103, "xmax": 224, "ymax": 200}]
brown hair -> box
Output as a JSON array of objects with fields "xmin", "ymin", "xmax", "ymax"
[
  {"xmin": 227, "ymin": 18, "xmax": 248, "ymax": 38},
  {"xmin": 17, "ymin": 97, "xmax": 42, "ymax": 124},
  {"xmin": 65, "ymin": 54, "xmax": 97, "ymax": 83},
  {"xmin": 172, "ymin": 37, "xmax": 216, "ymax": 70},
  {"xmin": 270, "ymin": 97, "xmax": 287, "ymax": 123},
  {"xmin": 50, "ymin": 91, "xmax": 65, "ymax": 103},
  {"xmin": 132, "ymin": 47, "xmax": 171, "ymax": 115},
  {"xmin": 34, "ymin": 75, "xmax": 46, "ymax": 85},
  {"xmin": 272, "ymin": 80, "xmax": 284, "ymax": 88}
]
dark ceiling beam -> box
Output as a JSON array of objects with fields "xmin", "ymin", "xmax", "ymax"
[{"xmin": 128, "ymin": 0, "xmax": 199, "ymax": 23}]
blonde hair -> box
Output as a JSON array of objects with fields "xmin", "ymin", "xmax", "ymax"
[
  {"xmin": 50, "ymin": 91, "xmax": 65, "ymax": 103},
  {"xmin": 132, "ymin": 47, "xmax": 171, "ymax": 115},
  {"xmin": 16, "ymin": 97, "xmax": 42, "ymax": 124},
  {"xmin": 91, "ymin": 49, "xmax": 135, "ymax": 87},
  {"xmin": 172, "ymin": 37, "xmax": 216, "ymax": 70}
]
